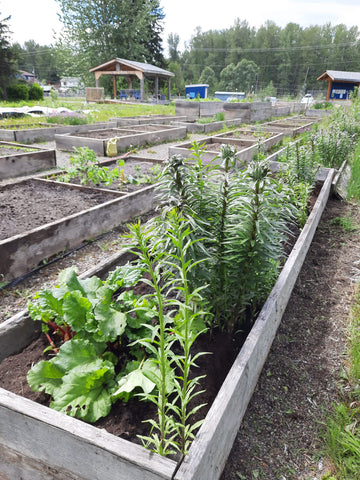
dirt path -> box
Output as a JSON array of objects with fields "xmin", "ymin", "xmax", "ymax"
[{"xmin": 221, "ymin": 196, "xmax": 360, "ymax": 480}]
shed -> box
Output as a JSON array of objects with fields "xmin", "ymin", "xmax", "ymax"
[
  {"xmin": 185, "ymin": 84, "xmax": 209, "ymax": 99},
  {"xmin": 317, "ymin": 70, "xmax": 360, "ymax": 100},
  {"xmin": 89, "ymin": 58, "xmax": 174, "ymax": 102}
]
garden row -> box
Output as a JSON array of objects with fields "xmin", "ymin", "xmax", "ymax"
[{"xmin": 0, "ymin": 107, "xmax": 356, "ymax": 479}]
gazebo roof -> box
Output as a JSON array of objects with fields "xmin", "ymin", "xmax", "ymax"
[
  {"xmin": 317, "ymin": 70, "xmax": 360, "ymax": 83},
  {"xmin": 89, "ymin": 58, "xmax": 174, "ymax": 78}
]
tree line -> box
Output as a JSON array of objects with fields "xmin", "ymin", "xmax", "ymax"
[
  {"xmin": 1, "ymin": 1, "xmax": 360, "ymax": 100},
  {"xmin": 169, "ymin": 19, "xmax": 360, "ymax": 98}
]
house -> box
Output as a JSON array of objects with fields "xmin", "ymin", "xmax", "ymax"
[
  {"xmin": 59, "ymin": 77, "xmax": 83, "ymax": 95},
  {"xmin": 18, "ymin": 70, "xmax": 36, "ymax": 83},
  {"xmin": 317, "ymin": 70, "xmax": 360, "ymax": 100}
]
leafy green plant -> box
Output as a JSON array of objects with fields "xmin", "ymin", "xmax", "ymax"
[
  {"xmin": 347, "ymin": 141, "xmax": 360, "ymax": 201},
  {"xmin": 313, "ymin": 127, "xmax": 354, "ymax": 169},
  {"xmin": 26, "ymin": 264, "xmax": 158, "ymax": 423},
  {"xmin": 123, "ymin": 212, "xmax": 209, "ymax": 455},
  {"xmin": 155, "ymin": 143, "xmax": 297, "ymax": 332},
  {"xmin": 29, "ymin": 83, "xmax": 44, "ymax": 101}
]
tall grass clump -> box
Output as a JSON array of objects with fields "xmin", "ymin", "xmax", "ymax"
[
  {"xmin": 325, "ymin": 285, "xmax": 360, "ymax": 479},
  {"xmin": 347, "ymin": 140, "xmax": 360, "ymax": 201}
]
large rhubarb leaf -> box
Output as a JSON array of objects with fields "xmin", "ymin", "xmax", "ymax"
[
  {"xmin": 50, "ymin": 359, "xmax": 115, "ymax": 422},
  {"xmin": 27, "ymin": 360, "xmax": 64, "ymax": 396},
  {"xmin": 111, "ymin": 359, "xmax": 156, "ymax": 402}
]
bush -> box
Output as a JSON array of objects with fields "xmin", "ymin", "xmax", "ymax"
[
  {"xmin": 29, "ymin": 83, "xmax": 44, "ymax": 101},
  {"xmin": 313, "ymin": 101, "xmax": 333, "ymax": 110},
  {"xmin": 46, "ymin": 111, "xmax": 88, "ymax": 125},
  {"xmin": 7, "ymin": 84, "xmax": 29, "ymax": 101}
]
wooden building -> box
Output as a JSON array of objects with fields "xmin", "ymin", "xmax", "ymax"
[
  {"xmin": 317, "ymin": 70, "xmax": 360, "ymax": 100},
  {"xmin": 89, "ymin": 58, "xmax": 174, "ymax": 102}
]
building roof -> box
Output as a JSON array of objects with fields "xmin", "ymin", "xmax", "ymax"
[
  {"xmin": 89, "ymin": 58, "xmax": 174, "ymax": 77},
  {"xmin": 317, "ymin": 70, "xmax": 360, "ymax": 83},
  {"xmin": 19, "ymin": 70, "xmax": 35, "ymax": 77}
]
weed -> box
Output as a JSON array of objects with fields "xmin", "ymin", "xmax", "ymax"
[{"xmin": 329, "ymin": 215, "xmax": 357, "ymax": 232}]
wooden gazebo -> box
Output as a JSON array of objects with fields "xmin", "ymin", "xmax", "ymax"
[{"xmin": 89, "ymin": 58, "xmax": 174, "ymax": 102}]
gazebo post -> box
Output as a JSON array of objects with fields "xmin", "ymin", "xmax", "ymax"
[
  {"xmin": 113, "ymin": 75, "xmax": 117, "ymax": 99},
  {"xmin": 167, "ymin": 78, "xmax": 171, "ymax": 101},
  {"xmin": 140, "ymin": 75, "xmax": 145, "ymax": 101},
  {"xmin": 155, "ymin": 76, "xmax": 159, "ymax": 101}
]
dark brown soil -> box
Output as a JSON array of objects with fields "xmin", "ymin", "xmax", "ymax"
[
  {"xmin": 71, "ymin": 125, "xmax": 165, "ymax": 139},
  {"xmin": 0, "ymin": 179, "xmax": 120, "ymax": 240},
  {"xmin": 0, "ymin": 320, "xmax": 245, "ymax": 447},
  {"xmin": 72, "ymin": 128, "xmax": 137, "ymax": 139}
]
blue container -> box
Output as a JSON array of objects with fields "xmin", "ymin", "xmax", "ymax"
[
  {"xmin": 185, "ymin": 84, "xmax": 209, "ymax": 99},
  {"xmin": 214, "ymin": 91, "xmax": 245, "ymax": 101}
]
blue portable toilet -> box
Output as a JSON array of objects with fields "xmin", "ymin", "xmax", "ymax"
[{"xmin": 185, "ymin": 84, "xmax": 209, "ymax": 99}]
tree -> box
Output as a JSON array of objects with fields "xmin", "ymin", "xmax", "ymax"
[
  {"xmin": 199, "ymin": 66, "xmax": 217, "ymax": 94},
  {"xmin": 234, "ymin": 59, "xmax": 259, "ymax": 94},
  {"xmin": 219, "ymin": 63, "xmax": 237, "ymax": 91},
  {"xmin": 167, "ymin": 32, "xmax": 180, "ymax": 63},
  {"xmin": 14, "ymin": 41, "xmax": 60, "ymax": 85},
  {"xmin": 168, "ymin": 61, "xmax": 184, "ymax": 96},
  {"xmin": 0, "ymin": 13, "xmax": 17, "ymax": 99},
  {"xmin": 55, "ymin": 0, "xmax": 165, "ymax": 85}
]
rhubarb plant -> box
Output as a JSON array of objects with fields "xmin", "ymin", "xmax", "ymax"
[{"xmin": 27, "ymin": 264, "xmax": 159, "ymax": 423}]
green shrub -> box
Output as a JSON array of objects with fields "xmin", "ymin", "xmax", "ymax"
[
  {"xmin": 29, "ymin": 83, "xmax": 44, "ymax": 101},
  {"xmin": 7, "ymin": 83, "xmax": 29, "ymax": 101},
  {"xmin": 313, "ymin": 102, "xmax": 333, "ymax": 110},
  {"xmin": 46, "ymin": 111, "xmax": 88, "ymax": 125}
]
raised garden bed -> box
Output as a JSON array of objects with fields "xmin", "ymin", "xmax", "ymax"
[
  {"xmin": 0, "ymin": 141, "xmax": 56, "ymax": 180},
  {"xmin": 0, "ymin": 177, "xmax": 157, "ymax": 281},
  {"xmin": 112, "ymin": 115, "xmax": 188, "ymax": 126},
  {"xmin": 55, "ymin": 124, "xmax": 187, "ymax": 155},
  {"xmin": 168, "ymin": 136, "xmax": 258, "ymax": 163},
  {"xmin": 171, "ymin": 117, "xmax": 244, "ymax": 134},
  {"xmin": 212, "ymin": 129, "xmax": 284, "ymax": 151},
  {"xmin": 0, "ymin": 121, "xmax": 117, "ymax": 144},
  {"xmin": 47, "ymin": 156, "xmax": 163, "ymax": 193},
  {"xmin": 259, "ymin": 119, "xmax": 315, "ymax": 137},
  {"xmin": 0, "ymin": 168, "xmax": 335, "ymax": 479}
]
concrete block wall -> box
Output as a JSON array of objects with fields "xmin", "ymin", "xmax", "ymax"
[{"xmin": 175, "ymin": 100, "xmax": 306, "ymax": 124}]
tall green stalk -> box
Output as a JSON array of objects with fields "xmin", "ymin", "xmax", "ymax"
[
  {"xmin": 125, "ymin": 221, "xmax": 177, "ymax": 456},
  {"xmin": 162, "ymin": 209, "xmax": 209, "ymax": 454}
]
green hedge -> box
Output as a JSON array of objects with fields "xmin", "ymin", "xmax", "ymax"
[{"xmin": 6, "ymin": 82, "xmax": 44, "ymax": 101}]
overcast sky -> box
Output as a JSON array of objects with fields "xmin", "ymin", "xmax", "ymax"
[{"xmin": 2, "ymin": 0, "xmax": 360, "ymax": 50}]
